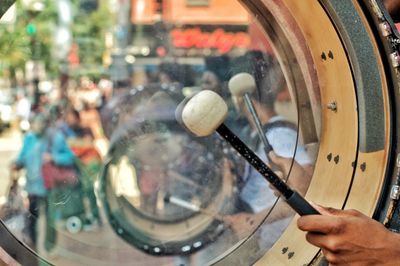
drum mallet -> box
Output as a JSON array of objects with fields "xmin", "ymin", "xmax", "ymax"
[
  {"xmin": 164, "ymin": 194, "xmax": 224, "ymax": 221},
  {"xmin": 228, "ymin": 73, "xmax": 273, "ymax": 156},
  {"xmin": 176, "ymin": 90, "xmax": 319, "ymax": 216}
]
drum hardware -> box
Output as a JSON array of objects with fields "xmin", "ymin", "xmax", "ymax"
[
  {"xmin": 384, "ymin": 154, "xmax": 400, "ymax": 227},
  {"xmin": 320, "ymin": 51, "xmax": 334, "ymax": 61},
  {"xmin": 379, "ymin": 21, "xmax": 392, "ymax": 37},
  {"xmin": 389, "ymin": 51, "xmax": 400, "ymax": 67},
  {"xmin": 390, "ymin": 185, "xmax": 400, "ymax": 200},
  {"xmin": 371, "ymin": 8, "xmax": 400, "ymax": 237},
  {"xmin": 370, "ymin": 0, "xmax": 394, "ymax": 33},
  {"xmin": 390, "ymin": 154, "xmax": 400, "ymax": 201},
  {"xmin": 327, "ymin": 101, "xmax": 337, "ymax": 112},
  {"xmin": 390, "ymin": 38, "xmax": 400, "ymax": 45},
  {"xmin": 334, "ymin": 155, "xmax": 340, "ymax": 164},
  {"xmin": 370, "ymin": 0, "xmax": 400, "ymax": 54},
  {"xmin": 370, "ymin": 0, "xmax": 385, "ymax": 20}
]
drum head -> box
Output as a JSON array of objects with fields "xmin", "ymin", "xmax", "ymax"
[{"xmin": 1, "ymin": 1, "xmax": 400, "ymax": 265}]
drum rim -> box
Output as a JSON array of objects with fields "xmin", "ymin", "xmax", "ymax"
[{"xmin": 216, "ymin": 0, "xmax": 394, "ymax": 265}]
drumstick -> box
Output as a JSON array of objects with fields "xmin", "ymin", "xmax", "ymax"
[
  {"xmin": 176, "ymin": 90, "xmax": 319, "ymax": 216},
  {"xmin": 228, "ymin": 73, "xmax": 273, "ymax": 155},
  {"xmin": 164, "ymin": 194, "xmax": 224, "ymax": 221}
]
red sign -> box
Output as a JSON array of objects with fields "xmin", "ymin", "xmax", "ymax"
[{"xmin": 170, "ymin": 27, "xmax": 250, "ymax": 54}]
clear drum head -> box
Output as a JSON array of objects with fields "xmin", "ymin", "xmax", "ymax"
[{"xmin": 0, "ymin": 0, "xmax": 399, "ymax": 265}]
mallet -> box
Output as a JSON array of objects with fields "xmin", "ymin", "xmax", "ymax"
[
  {"xmin": 229, "ymin": 73, "xmax": 273, "ymax": 155},
  {"xmin": 164, "ymin": 194, "xmax": 224, "ymax": 221},
  {"xmin": 176, "ymin": 90, "xmax": 318, "ymax": 216}
]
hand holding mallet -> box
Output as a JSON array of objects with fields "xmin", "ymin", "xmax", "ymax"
[{"xmin": 176, "ymin": 90, "xmax": 319, "ymax": 216}]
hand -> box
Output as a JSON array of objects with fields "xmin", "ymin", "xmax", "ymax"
[
  {"xmin": 268, "ymin": 152, "xmax": 312, "ymax": 196},
  {"xmin": 43, "ymin": 153, "xmax": 53, "ymax": 163},
  {"xmin": 297, "ymin": 204, "xmax": 400, "ymax": 265}
]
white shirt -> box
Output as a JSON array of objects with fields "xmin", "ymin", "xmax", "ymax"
[{"xmin": 239, "ymin": 116, "xmax": 312, "ymax": 213}]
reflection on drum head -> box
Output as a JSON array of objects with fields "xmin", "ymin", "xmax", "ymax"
[{"xmin": 100, "ymin": 87, "xmax": 236, "ymax": 255}]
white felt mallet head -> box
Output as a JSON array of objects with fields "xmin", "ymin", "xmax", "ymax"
[
  {"xmin": 179, "ymin": 90, "xmax": 228, "ymax": 137},
  {"xmin": 228, "ymin": 73, "xmax": 256, "ymax": 96}
]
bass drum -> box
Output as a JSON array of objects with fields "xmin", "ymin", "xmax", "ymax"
[
  {"xmin": 1, "ymin": 0, "xmax": 400, "ymax": 265},
  {"xmin": 227, "ymin": 0, "xmax": 400, "ymax": 265},
  {"xmin": 100, "ymin": 0, "xmax": 400, "ymax": 264}
]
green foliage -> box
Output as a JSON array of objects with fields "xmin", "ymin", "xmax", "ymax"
[
  {"xmin": 72, "ymin": 0, "xmax": 111, "ymax": 66},
  {"xmin": 0, "ymin": 0, "xmax": 112, "ymax": 81},
  {"xmin": 0, "ymin": 26, "xmax": 30, "ymax": 61},
  {"xmin": 0, "ymin": 0, "xmax": 57, "ymax": 78}
]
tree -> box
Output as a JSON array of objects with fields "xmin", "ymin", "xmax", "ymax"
[
  {"xmin": 0, "ymin": 0, "xmax": 112, "ymax": 83},
  {"xmin": 71, "ymin": 0, "xmax": 112, "ymax": 79}
]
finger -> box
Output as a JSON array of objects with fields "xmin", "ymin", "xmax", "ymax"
[
  {"xmin": 321, "ymin": 249, "xmax": 343, "ymax": 265},
  {"xmin": 305, "ymin": 233, "xmax": 341, "ymax": 253},
  {"xmin": 340, "ymin": 208, "xmax": 365, "ymax": 217},
  {"xmin": 297, "ymin": 215, "xmax": 344, "ymax": 234},
  {"xmin": 311, "ymin": 204, "xmax": 363, "ymax": 218},
  {"xmin": 305, "ymin": 232, "xmax": 328, "ymax": 248},
  {"xmin": 309, "ymin": 203, "xmax": 342, "ymax": 216}
]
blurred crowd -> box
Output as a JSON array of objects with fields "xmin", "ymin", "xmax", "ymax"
[{"xmin": 6, "ymin": 74, "xmax": 111, "ymax": 255}]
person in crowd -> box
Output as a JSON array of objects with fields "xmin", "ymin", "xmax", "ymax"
[
  {"xmin": 79, "ymin": 101, "xmax": 104, "ymax": 141},
  {"xmin": 15, "ymin": 91, "xmax": 31, "ymax": 133},
  {"xmin": 12, "ymin": 114, "xmax": 49, "ymax": 251},
  {"xmin": 76, "ymin": 76, "xmax": 102, "ymax": 110},
  {"xmin": 97, "ymin": 75, "xmax": 113, "ymax": 108},
  {"xmin": 62, "ymin": 108, "xmax": 102, "ymax": 228},
  {"xmin": 12, "ymin": 112, "xmax": 76, "ymax": 253},
  {"xmin": 201, "ymin": 56, "xmax": 248, "ymax": 139},
  {"xmin": 158, "ymin": 62, "xmax": 195, "ymax": 89},
  {"xmin": 224, "ymin": 51, "xmax": 313, "ymax": 249}
]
